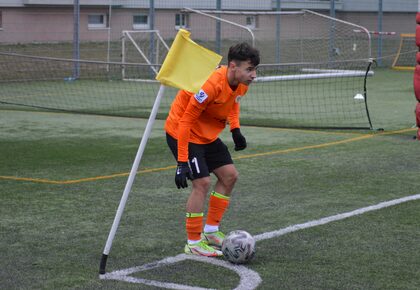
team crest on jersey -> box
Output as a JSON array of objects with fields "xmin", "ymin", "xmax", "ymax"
[
  {"xmin": 235, "ymin": 95, "xmax": 243, "ymax": 103},
  {"xmin": 194, "ymin": 89, "xmax": 208, "ymax": 104}
]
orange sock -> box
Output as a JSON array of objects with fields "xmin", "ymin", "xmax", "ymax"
[
  {"xmin": 206, "ymin": 191, "xmax": 230, "ymax": 228},
  {"xmin": 186, "ymin": 212, "xmax": 203, "ymax": 242}
]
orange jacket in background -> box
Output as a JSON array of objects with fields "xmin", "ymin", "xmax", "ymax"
[{"xmin": 165, "ymin": 66, "xmax": 249, "ymax": 162}]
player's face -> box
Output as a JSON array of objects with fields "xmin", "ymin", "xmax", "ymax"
[{"xmin": 232, "ymin": 60, "xmax": 257, "ymax": 85}]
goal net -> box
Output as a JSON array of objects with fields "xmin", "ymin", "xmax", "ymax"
[
  {"xmin": 0, "ymin": 52, "xmax": 177, "ymax": 119},
  {"xmin": 0, "ymin": 9, "xmax": 374, "ymax": 129},
  {"xmin": 182, "ymin": 8, "xmax": 373, "ymax": 129},
  {"xmin": 392, "ymin": 33, "xmax": 416, "ymax": 71},
  {"xmin": 121, "ymin": 30, "xmax": 169, "ymax": 80}
]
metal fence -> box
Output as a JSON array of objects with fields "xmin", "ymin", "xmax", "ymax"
[{"xmin": 0, "ymin": 0, "xmax": 417, "ymax": 66}]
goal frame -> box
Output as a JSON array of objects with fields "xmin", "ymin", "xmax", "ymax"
[
  {"xmin": 121, "ymin": 30, "xmax": 169, "ymax": 81},
  {"xmin": 180, "ymin": 8, "xmax": 374, "ymax": 130},
  {"xmin": 392, "ymin": 33, "xmax": 416, "ymax": 71}
]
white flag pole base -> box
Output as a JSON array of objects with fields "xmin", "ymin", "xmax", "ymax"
[{"xmin": 99, "ymin": 85, "xmax": 166, "ymax": 275}]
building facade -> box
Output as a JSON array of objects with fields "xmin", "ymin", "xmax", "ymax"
[{"xmin": 0, "ymin": 0, "xmax": 416, "ymax": 64}]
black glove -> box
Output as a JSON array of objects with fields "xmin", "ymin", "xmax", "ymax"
[
  {"xmin": 175, "ymin": 161, "xmax": 193, "ymax": 189},
  {"xmin": 231, "ymin": 128, "xmax": 247, "ymax": 151}
]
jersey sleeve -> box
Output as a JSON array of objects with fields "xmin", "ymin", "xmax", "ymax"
[
  {"xmin": 177, "ymin": 82, "xmax": 218, "ymax": 162},
  {"xmin": 228, "ymin": 85, "xmax": 247, "ymax": 131},
  {"xmin": 228, "ymin": 101, "xmax": 240, "ymax": 130}
]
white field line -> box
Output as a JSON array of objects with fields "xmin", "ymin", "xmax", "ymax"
[
  {"xmin": 254, "ymin": 193, "xmax": 420, "ymax": 242},
  {"xmin": 100, "ymin": 194, "xmax": 420, "ymax": 289},
  {"xmin": 101, "ymin": 253, "xmax": 262, "ymax": 290}
]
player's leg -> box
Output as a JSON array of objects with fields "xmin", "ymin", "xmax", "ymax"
[
  {"xmin": 184, "ymin": 172, "xmax": 223, "ymax": 256},
  {"xmin": 202, "ymin": 139, "xmax": 237, "ymax": 248},
  {"xmin": 213, "ymin": 164, "xmax": 239, "ymax": 196},
  {"xmin": 166, "ymin": 134, "xmax": 222, "ymax": 256},
  {"xmin": 185, "ymin": 176, "xmax": 211, "ymax": 244},
  {"xmin": 184, "ymin": 176, "xmax": 222, "ymax": 256},
  {"xmin": 202, "ymin": 165, "xmax": 238, "ymax": 247},
  {"xmin": 180, "ymin": 139, "xmax": 223, "ymax": 256}
]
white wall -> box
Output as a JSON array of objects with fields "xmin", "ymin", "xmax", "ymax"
[
  {"xmin": 342, "ymin": 0, "xmax": 417, "ymax": 12},
  {"xmin": 0, "ymin": 0, "xmax": 24, "ymax": 7}
]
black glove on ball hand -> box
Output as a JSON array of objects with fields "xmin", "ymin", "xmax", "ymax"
[
  {"xmin": 231, "ymin": 128, "xmax": 247, "ymax": 151},
  {"xmin": 175, "ymin": 161, "xmax": 193, "ymax": 189}
]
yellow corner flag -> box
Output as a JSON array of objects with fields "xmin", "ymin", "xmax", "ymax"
[{"xmin": 156, "ymin": 29, "xmax": 222, "ymax": 93}]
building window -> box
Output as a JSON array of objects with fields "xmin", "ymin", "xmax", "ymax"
[
  {"xmin": 133, "ymin": 14, "xmax": 149, "ymax": 29},
  {"xmin": 88, "ymin": 14, "xmax": 108, "ymax": 29},
  {"xmin": 0, "ymin": 11, "xmax": 3, "ymax": 30},
  {"xmin": 175, "ymin": 13, "xmax": 188, "ymax": 29},
  {"xmin": 246, "ymin": 16, "xmax": 257, "ymax": 29}
]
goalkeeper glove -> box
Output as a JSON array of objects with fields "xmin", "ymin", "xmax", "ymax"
[
  {"xmin": 175, "ymin": 161, "xmax": 193, "ymax": 189},
  {"xmin": 231, "ymin": 128, "xmax": 247, "ymax": 151}
]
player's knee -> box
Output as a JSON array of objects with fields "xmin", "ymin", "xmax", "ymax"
[
  {"xmin": 222, "ymin": 168, "xmax": 239, "ymax": 187},
  {"xmin": 192, "ymin": 176, "xmax": 211, "ymax": 193}
]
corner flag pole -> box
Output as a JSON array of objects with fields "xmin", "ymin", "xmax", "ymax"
[
  {"xmin": 99, "ymin": 84, "xmax": 165, "ymax": 275},
  {"xmin": 99, "ymin": 29, "xmax": 221, "ymax": 276}
]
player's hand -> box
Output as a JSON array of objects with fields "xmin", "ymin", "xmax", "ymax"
[
  {"xmin": 231, "ymin": 128, "xmax": 247, "ymax": 151},
  {"xmin": 175, "ymin": 162, "xmax": 193, "ymax": 189}
]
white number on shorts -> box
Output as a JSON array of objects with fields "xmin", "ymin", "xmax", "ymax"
[{"xmin": 191, "ymin": 157, "xmax": 200, "ymax": 174}]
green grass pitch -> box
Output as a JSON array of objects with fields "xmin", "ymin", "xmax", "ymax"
[{"xmin": 1, "ymin": 68, "xmax": 419, "ymax": 289}]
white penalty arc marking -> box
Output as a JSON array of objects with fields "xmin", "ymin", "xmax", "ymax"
[
  {"xmin": 100, "ymin": 194, "xmax": 420, "ymax": 289},
  {"xmin": 100, "ymin": 253, "xmax": 262, "ymax": 290}
]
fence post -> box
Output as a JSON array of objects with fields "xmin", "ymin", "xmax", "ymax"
[
  {"xmin": 73, "ymin": 0, "xmax": 80, "ymax": 79},
  {"xmin": 216, "ymin": 0, "xmax": 222, "ymax": 54},
  {"xmin": 377, "ymin": 0, "xmax": 383, "ymax": 66},
  {"xmin": 275, "ymin": 0, "xmax": 281, "ymax": 63},
  {"xmin": 329, "ymin": 0, "xmax": 336, "ymax": 62}
]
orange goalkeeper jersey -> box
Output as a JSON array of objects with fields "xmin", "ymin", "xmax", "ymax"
[{"xmin": 165, "ymin": 66, "xmax": 248, "ymax": 162}]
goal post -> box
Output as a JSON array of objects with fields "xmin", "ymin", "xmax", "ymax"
[
  {"xmin": 182, "ymin": 8, "xmax": 371, "ymax": 63},
  {"xmin": 392, "ymin": 33, "xmax": 416, "ymax": 71},
  {"xmin": 182, "ymin": 8, "xmax": 374, "ymax": 129},
  {"xmin": 121, "ymin": 30, "xmax": 169, "ymax": 80}
]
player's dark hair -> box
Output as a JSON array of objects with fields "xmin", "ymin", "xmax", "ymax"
[{"xmin": 228, "ymin": 42, "xmax": 260, "ymax": 67}]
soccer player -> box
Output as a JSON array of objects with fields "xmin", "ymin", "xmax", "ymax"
[{"xmin": 165, "ymin": 42, "xmax": 260, "ymax": 256}]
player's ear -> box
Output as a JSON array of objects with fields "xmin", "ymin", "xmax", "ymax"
[{"xmin": 228, "ymin": 60, "xmax": 237, "ymax": 69}]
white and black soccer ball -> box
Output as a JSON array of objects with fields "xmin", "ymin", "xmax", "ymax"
[{"xmin": 222, "ymin": 230, "xmax": 256, "ymax": 264}]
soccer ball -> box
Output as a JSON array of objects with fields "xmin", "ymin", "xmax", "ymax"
[{"xmin": 222, "ymin": 230, "xmax": 256, "ymax": 264}]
